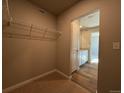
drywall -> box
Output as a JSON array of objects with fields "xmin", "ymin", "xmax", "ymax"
[
  {"xmin": 80, "ymin": 28, "xmax": 99, "ymax": 49},
  {"xmin": 57, "ymin": 0, "xmax": 121, "ymax": 93},
  {"xmin": 3, "ymin": 0, "xmax": 57, "ymax": 88},
  {"xmin": 80, "ymin": 31, "xmax": 90, "ymax": 49}
]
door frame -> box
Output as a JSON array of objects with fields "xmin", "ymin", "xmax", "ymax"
[
  {"xmin": 70, "ymin": 20, "xmax": 80, "ymax": 73},
  {"xmin": 69, "ymin": 9, "xmax": 100, "ymax": 74},
  {"xmin": 69, "ymin": 9, "xmax": 100, "ymax": 93}
]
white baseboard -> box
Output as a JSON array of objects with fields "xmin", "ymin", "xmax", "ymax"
[
  {"xmin": 55, "ymin": 69, "xmax": 72, "ymax": 79},
  {"xmin": 3, "ymin": 69, "xmax": 72, "ymax": 93},
  {"xmin": 3, "ymin": 69, "xmax": 56, "ymax": 93}
]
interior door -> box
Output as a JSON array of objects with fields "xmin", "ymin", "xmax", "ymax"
[{"xmin": 70, "ymin": 20, "xmax": 80, "ymax": 73}]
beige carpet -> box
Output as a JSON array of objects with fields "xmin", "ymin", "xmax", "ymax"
[
  {"xmin": 7, "ymin": 72, "xmax": 91, "ymax": 93},
  {"xmin": 72, "ymin": 63, "xmax": 98, "ymax": 93}
]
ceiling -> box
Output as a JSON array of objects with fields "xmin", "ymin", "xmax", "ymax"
[{"xmin": 28, "ymin": 0, "xmax": 81, "ymax": 16}]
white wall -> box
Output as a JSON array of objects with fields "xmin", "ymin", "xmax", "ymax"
[{"xmin": 3, "ymin": 0, "xmax": 57, "ymax": 88}]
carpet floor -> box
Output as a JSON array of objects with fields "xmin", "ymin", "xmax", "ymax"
[
  {"xmin": 7, "ymin": 72, "xmax": 91, "ymax": 93},
  {"xmin": 72, "ymin": 63, "xmax": 98, "ymax": 93}
]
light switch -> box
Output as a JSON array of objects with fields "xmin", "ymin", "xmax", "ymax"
[{"xmin": 112, "ymin": 42, "xmax": 120, "ymax": 49}]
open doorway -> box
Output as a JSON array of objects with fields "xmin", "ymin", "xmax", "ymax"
[{"xmin": 70, "ymin": 10, "xmax": 100, "ymax": 93}]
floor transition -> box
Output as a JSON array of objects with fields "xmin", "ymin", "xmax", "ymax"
[{"xmin": 72, "ymin": 63, "xmax": 98, "ymax": 93}]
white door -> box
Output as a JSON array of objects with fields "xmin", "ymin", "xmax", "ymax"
[{"xmin": 70, "ymin": 20, "xmax": 80, "ymax": 73}]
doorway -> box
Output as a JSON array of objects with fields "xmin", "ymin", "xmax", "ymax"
[
  {"xmin": 70, "ymin": 10, "xmax": 100, "ymax": 93},
  {"xmin": 79, "ymin": 28, "xmax": 99, "ymax": 65}
]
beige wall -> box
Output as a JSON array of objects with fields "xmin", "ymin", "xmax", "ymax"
[
  {"xmin": 9, "ymin": 0, "xmax": 56, "ymax": 29},
  {"xmin": 3, "ymin": 0, "xmax": 121, "ymax": 92},
  {"xmin": 57, "ymin": 0, "xmax": 121, "ymax": 93},
  {"xmin": 80, "ymin": 27, "xmax": 99, "ymax": 49},
  {"xmin": 3, "ymin": 0, "xmax": 57, "ymax": 88},
  {"xmin": 80, "ymin": 31, "xmax": 90, "ymax": 49}
]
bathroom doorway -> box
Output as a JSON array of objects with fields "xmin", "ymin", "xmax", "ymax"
[{"xmin": 70, "ymin": 10, "xmax": 100, "ymax": 93}]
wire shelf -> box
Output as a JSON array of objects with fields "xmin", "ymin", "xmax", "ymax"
[
  {"xmin": 3, "ymin": 0, "xmax": 61, "ymax": 41},
  {"xmin": 3, "ymin": 20, "xmax": 61, "ymax": 41}
]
